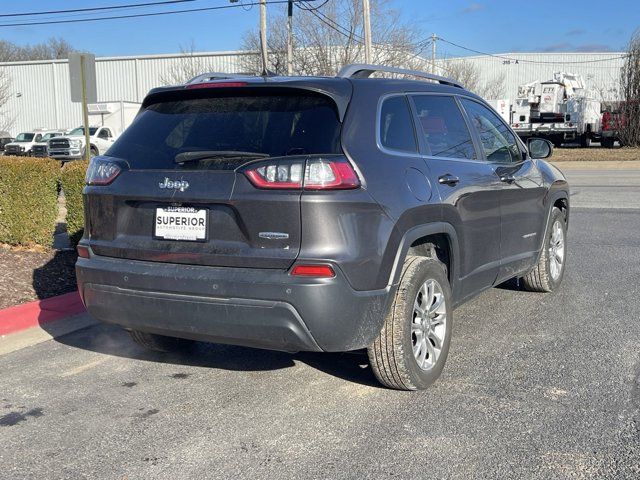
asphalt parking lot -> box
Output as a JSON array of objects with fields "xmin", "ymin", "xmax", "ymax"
[{"xmin": 1, "ymin": 168, "xmax": 639, "ymax": 479}]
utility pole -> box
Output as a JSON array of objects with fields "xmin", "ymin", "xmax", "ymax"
[
  {"xmin": 259, "ymin": 0, "xmax": 268, "ymax": 75},
  {"xmin": 431, "ymin": 33, "xmax": 437, "ymax": 74},
  {"xmin": 287, "ymin": 0, "xmax": 293, "ymax": 75},
  {"xmin": 362, "ymin": 0, "xmax": 372, "ymax": 63}
]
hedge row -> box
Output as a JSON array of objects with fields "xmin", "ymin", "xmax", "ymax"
[
  {"xmin": 0, "ymin": 157, "xmax": 60, "ymax": 247},
  {"xmin": 60, "ymin": 161, "xmax": 89, "ymax": 246}
]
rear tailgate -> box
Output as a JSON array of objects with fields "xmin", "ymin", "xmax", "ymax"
[
  {"xmin": 85, "ymin": 169, "xmax": 301, "ymax": 268},
  {"xmin": 83, "ymin": 85, "xmax": 345, "ymax": 270}
]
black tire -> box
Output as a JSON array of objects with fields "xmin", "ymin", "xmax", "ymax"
[
  {"xmin": 129, "ymin": 330, "xmax": 193, "ymax": 352},
  {"xmin": 90, "ymin": 146, "xmax": 99, "ymax": 157},
  {"xmin": 602, "ymin": 138, "xmax": 614, "ymax": 148},
  {"xmin": 521, "ymin": 207, "xmax": 567, "ymax": 292},
  {"xmin": 367, "ymin": 256, "xmax": 453, "ymax": 391}
]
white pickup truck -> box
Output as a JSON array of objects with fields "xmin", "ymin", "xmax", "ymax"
[
  {"xmin": 4, "ymin": 130, "xmax": 62, "ymax": 156},
  {"xmin": 48, "ymin": 101, "xmax": 140, "ymax": 161}
]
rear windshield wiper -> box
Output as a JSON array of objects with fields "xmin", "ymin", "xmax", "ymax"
[{"xmin": 174, "ymin": 150, "xmax": 270, "ymax": 164}]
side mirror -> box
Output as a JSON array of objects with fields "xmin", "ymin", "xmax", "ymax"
[{"xmin": 527, "ymin": 138, "xmax": 553, "ymax": 159}]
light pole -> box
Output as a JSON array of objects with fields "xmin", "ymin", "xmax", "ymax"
[
  {"xmin": 363, "ymin": 0, "xmax": 372, "ymax": 63},
  {"xmin": 287, "ymin": 0, "xmax": 293, "ymax": 75},
  {"xmin": 259, "ymin": 0, "xmax": 268, "ymax": 75}
]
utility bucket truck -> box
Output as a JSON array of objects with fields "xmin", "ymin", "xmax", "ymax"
[
  {"xmin": 510, "ymin": 72, "xmax": 601, "ymax": 147},
  {"xmin": 48, "ymin": 101, "xmax": 140, "ymax": 161}
]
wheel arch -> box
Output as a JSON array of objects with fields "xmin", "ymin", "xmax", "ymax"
[
  {"xmin": 547, "ymin": 185, "xmax": 570, "ymax": 226},
  {"xmin": 532, "ymin": 188, "xmax": 570, "ymax": 266},
  {"xmin": 387, "ymin": 222, "xmax": 460, "ymax": 303}
]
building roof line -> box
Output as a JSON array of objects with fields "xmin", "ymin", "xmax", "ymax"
[{"xmin": 0, "ymin": 49, "xmax": 258, "ymax": 67}]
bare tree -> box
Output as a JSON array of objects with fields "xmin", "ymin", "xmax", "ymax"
[
  {"xmin": 160, "ymin": 41, "xmax": 237, "ymax": 85},
  {"xmin": 0, "ymin": 68, "xmax": 14, "ymax": 133},
  {"xmin": 444, "ymin": 58, "xmax": 505, "ymax": 99},
  {"xmin": 0, "ymin": 37, "xmax": 74, "ymax": 62},
  {"xmin": 240, "ymin": 0, "xmax": 429, "ymax": 76},
  {"xmin": 620, "ymin": 30, "xmax": 640, "ymax": 147}
]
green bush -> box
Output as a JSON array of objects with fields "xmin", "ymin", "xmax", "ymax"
[
  {"xmin": 60, "ymin": 161, "xmax": 89, "ymax": 246},
  {"xmin": 0, "ymin": 157, "xmax": 60, "ymax": 247}
]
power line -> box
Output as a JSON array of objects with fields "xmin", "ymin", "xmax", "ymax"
[
  {"xmin": 0, "ymin": 0, "xmax": 195, "ymax": 18},
  {"xmin": 297, "ymin": 3, "xmax": 436, "ymax": 69},
  {"xmin": 0, "ymin": 0, "xmax": 301, "ymax": 27},
  {"xmin": 295, "ymin": 5, "xmax": 626, "ymax": 69},
  {"xmin": 437, "ymin": 37, "xmax": 629, "ymax": 65},
  {"xmin": 296, "ymin": 0, "xmax": 330, "ymax": 11}
]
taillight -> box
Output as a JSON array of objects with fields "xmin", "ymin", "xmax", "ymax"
[
  {"xmin": 291, "ymin": 264, "xmax": 335, "ymax": 278},
  {"xmin": 77, "ymin": 245, "xmax": 90, "ymax": 258},
  {"xmin": 243, "ymin": 156, "xmax": 360, "ymax": 191},
  {"xmin": 85, "ymin": 158, "xmax": 121, "ymax": 185}
]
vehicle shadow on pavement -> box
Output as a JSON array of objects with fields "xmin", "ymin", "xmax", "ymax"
[
  {"xmin": 494, "ymin": 277, "xmax": 522, "ymax": 291},
  {"xmin": 50, "ymin": 322, "xmax": 380, "ymax": 388},
  {"xmin": 31, "ymin": 252, "xmax": 380, "ymax": 388}
]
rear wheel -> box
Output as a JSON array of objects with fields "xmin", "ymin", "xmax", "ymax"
[
  {"xmin": 368, "ymin": 256, "xmax": 453, "ymax": 390},
  {"xmin": 521, "ymin": 207, "xmax": 567, "ymax": 292},
  {"xmin": 602, "ymin": 138, "xmax": 614, "ymax": 148},
  {"xmin": 129, "ymin": 330, "xmax": 193, "ymax": 352}
]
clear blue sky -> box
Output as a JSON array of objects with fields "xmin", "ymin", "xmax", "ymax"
[{"xmin": 0, "ymin": 0, "xmax": 636, "ymax": 57}]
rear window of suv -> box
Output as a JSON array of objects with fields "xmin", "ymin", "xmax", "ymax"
[{"xmin": 107, "ymin": 91, "xmax": 342, "ymax": 169}]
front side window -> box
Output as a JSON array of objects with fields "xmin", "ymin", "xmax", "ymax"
[
  {"xmin": 460, "ymin": 99, "xmax": 522, "ymax": 163},
  {"xmin": 379, "ymin": 95, "xmax": 417, "ymax": 153},
  {"xmin": 411, "ymin": 95, "xmax": 476, "ymax": 159}
]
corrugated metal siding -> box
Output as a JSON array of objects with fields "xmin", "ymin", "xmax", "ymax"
[
  {"xmin": 0, "ymin": 50, "xmax": 256, "ymax": 134},
  {"xmin": 0, "ymin": 50, "xmax": 625, "ymax": 134},
  {"xmin": 439, "ymin": 52, "xmax": 625, "ymax": 102}
]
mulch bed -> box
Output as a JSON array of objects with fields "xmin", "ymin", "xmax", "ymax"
[{"xmin": 0, "ymin": 245, "xmax": 78, "ymax": 309}]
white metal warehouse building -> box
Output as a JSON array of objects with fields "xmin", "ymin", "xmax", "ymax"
[{"xmin": 0, "ymin": 50, "xmax": 626, "ymax": 135}]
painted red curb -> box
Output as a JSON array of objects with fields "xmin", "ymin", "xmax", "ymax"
[{"xmin": 0, "ymin": 291, "xmax": 86, "ymax": 336}]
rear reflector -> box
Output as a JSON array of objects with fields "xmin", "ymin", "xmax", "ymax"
[
  {"xmin": 77, "ymin": 245, "xmax": 90, "ymax": 258},
  {"xmin": 186, "ymin": 81, "xmax": 248, "ymax": 89},
  {"xmin": 291, "ymin": 264, "xmax": 335, "ymax": 278},
  {"xmin": 243, "ymin": 156, "xmax": 360, "ymax": 191}
]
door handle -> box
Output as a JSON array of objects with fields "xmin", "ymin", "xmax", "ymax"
[
  {"xmin": 500, "ymin": 175, "xmax": 516, "ymax": 183},
  {"xmin": 438, "ymin": 174, "xmax": 460, "ymax": 186}
]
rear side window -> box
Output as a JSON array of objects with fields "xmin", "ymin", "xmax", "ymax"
[
  {"xmin": 107, "ymin": 92, "xmax": 342, "ymax": 169},
  {"xmin": 379, "ymin": 96, "xmax": 417, "ymax": 153},
  {"xmin": 460, "ymin": 99, "xmax": 522, "ymax": 163},
  {"xmin": 411, "ymin": 95, "xmax": 476, "ymax": 159}
]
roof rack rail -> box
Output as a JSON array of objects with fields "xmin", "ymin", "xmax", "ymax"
[
  {"xmin": 337, "ymin": 63, "xmax": 463, "ymax": 89},
  {"xmin": 186, "ymin": 72, "xmax": 253, "ymax": 85}
]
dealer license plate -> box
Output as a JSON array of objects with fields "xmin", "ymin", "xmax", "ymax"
[{"xmin": 154, "ymin": 206, "xmax": 207, "ymax": 241}]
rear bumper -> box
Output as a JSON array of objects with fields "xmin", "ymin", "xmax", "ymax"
[{"xmin": 76, "ymin": 252, "xmax": 393, "ymax": 352}]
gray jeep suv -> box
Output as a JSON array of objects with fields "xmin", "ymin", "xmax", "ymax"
[{"xmin": 76, "ymin": 64, "xmax": 569, "ymax": 390}]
